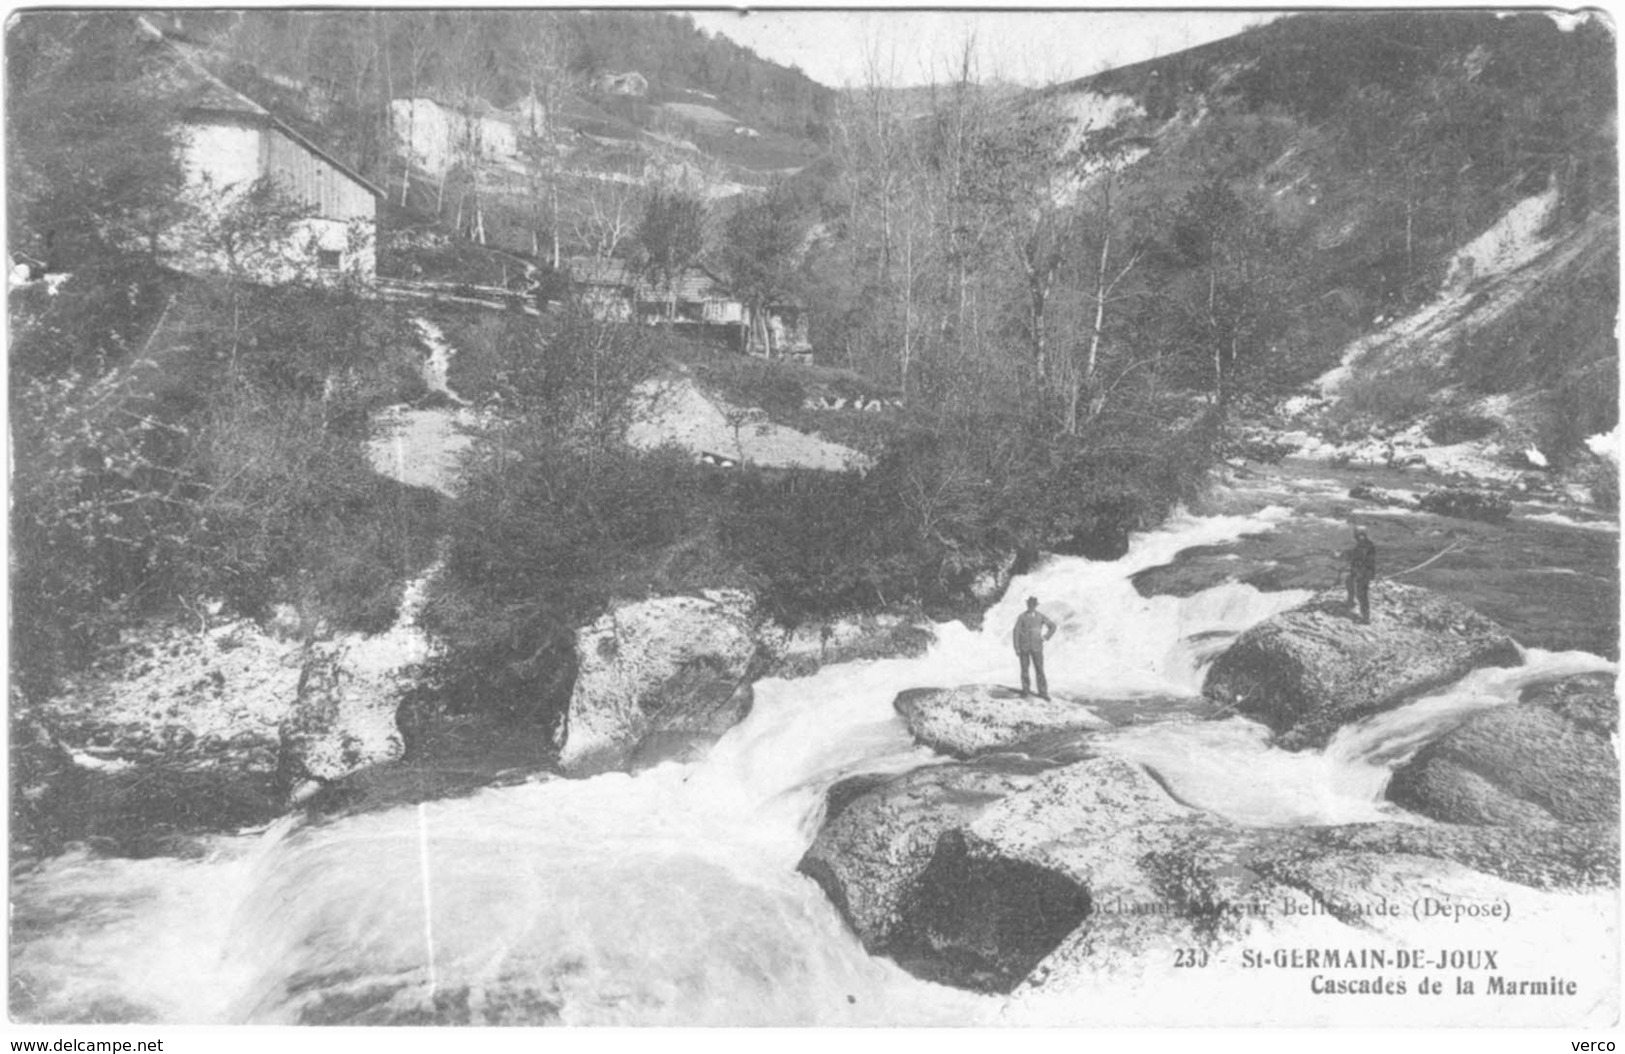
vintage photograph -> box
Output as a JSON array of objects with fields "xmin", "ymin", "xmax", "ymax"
[{"xmin": 7, "ymin": 6, "xmax": 1619, "ymax": 1030}]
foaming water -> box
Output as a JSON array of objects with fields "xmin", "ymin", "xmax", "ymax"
[
  {"xmin": 10, "ymin": 499, "xmax": 1614, "ymax": 1024},
  {"xmin": 1102, "ymin": 647, "xmax": 1615, "ymax": 827}
]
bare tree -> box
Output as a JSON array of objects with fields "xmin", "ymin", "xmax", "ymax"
[
  {"xmin": 439, "ymin": 12, "xmax": 495, "ymax": 238},
  {"xmin": 571, "ymin": 179, "xmax": 641, "ymax": 259},
  {"xmin": 390, "ymin": 11, "xmax": 437, "ymax": 208},
  {"xmin": 510, "ymin": 10, "xmax": 576, "ymax": 266},
  {"xmin": 1067, "ymin": 169, "xmax": 1144, "ymax": 432}
]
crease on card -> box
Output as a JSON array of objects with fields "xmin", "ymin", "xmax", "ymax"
[{"xmin": 418, "ymin": 801, "xmax": 439, "ymax": 997}]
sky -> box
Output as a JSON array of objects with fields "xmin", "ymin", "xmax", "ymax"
[{"xmin": 687, "ymin": 8, "xmax": 1281, "ymax": 89}]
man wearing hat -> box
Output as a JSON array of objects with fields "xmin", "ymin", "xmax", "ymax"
[
  {"xmin": 1346, "ymin": 525, "xmax": 1377, "ymax": 623},
  {"xmin": 1012, "ymin": 596, "xmax": 1058, "ymax": 699}
]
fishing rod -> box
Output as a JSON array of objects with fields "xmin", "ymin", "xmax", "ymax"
[
  {"xmin": 1385, "ymin": 539, "xmax": 1463, "ymax": 578},
  {"xmin": 1329, "ymin": 538, "xmax": 1462, "ymax": 588}
]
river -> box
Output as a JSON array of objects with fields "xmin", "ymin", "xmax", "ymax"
[{"xmin": 10, "ymin": 462, "xmax": 1618, "ymax": 1025}]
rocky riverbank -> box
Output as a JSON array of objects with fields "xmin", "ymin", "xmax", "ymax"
[
  {"xmin": 797, "ymin": 586, "xmax": 1619, "ymax": 995},
  {"xmin": 12, "ymin": 572, "xmax": 445, "ymax": 859},
  {"xmin": 557, "ymin": 591, "xmax": 938, "ymax": 775},
  {"xmin": 12, "ymin": 575, "xmax": 944, "ymax": 855}
]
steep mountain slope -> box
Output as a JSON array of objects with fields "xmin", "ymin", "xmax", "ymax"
[{"xmin": 1026, "ymin": 10, "xmax": 1616, "ymax": 470}]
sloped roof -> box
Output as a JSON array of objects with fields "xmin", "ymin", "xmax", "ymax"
[
  {"xmin": 138, "ymin": 16, "xmax": 270, "ymax": 119},
  {"xmin": 135, "ymin": 16, "xmax": 384, "ymax": 200},
  {"xmin": 566, "ymin": 256, "xmax": 735, "ymax": 303}
]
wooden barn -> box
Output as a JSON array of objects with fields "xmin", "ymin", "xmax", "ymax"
[
  {"xmin": 140, "ymin": 17, "xmax": 382, "ymax": 283},
  {"xmin": 566, "ymin": 256, "xmax": 744, "ymax": 326}
]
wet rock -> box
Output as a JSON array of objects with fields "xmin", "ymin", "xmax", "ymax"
[
  {"xmin": 279, "ymin": 645, "xmax": 407, "ymax": 786},
  {"xmin": 279, "ymin": 572, "xmax": 442, "ymax": 787},
  {"xmin": 1016, "ymin": 819, "xmax": 1619, "ymax": 1007},
  {"xmin": 801, "ymin": 755, "xmax": 1219, "ymax": 992},
  {"xmin": 558, "ymin": 591, "xmax": 760, "ymax": 776},
  {"xmin": 11, "ymin": 706, "xmax": 283, "ymax": 860},
  {"xmin": 1229, "ymin": 433, "xmax": 1298, "ymax": 464},
  {"xmin": 897, "ymin": 756, "xmax": 1189, "ymax": 991},
  {"xmin": 758, "ymin": 613, "xmax": 935, "ymax": 680},
  {"xmin": 1203, "ymin": 581, "xmax": 1520, "ymax": 749},
  {"xmin": 798, "ymin": 764, "xmax": 1040, "ymax": 951},
  {"xmin": 1064, "ymin": 517, "xmax": 1133, "ymax": 561},
  {"xmin": 18, "ymin": 569, "xmax": 446, "ymax": 852},
  {"xmin": 15, "ymin": 617, "xmax": 304, "ymax": 854},
  {"xmin": 1348, "ymin": 481, "xmax": 1418, "ymax": 508},
  {"xmin": 970, "ymin": 551, "xmax": 1020, "ymax": 603},
  {"xmin": 802, "ymin": 743, "xmax": 1619, "ymax": 995},
  {"xmin": 1387, "ymin": 673, "xmax": 1620, "ymax": 826},
  {"xmin": 1416, "ymin": 485, "xmax": 1512, "ymax": 522},
  {"xmin": 1283, "ymin": 819, "xmax": 1619, "ymax": 891},
  {"xmin": 893, "ymin": 685, "xmax": 1110, "ymax": 759}
]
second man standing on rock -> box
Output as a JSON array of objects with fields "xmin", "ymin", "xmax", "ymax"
[
  {"xmin": 1013, "ymin": 596, "xmax": 1058, "ymax": 699},
  {"xmin": 1346, "ymin": 525, "xmax": 1377, "ymax": 623}
]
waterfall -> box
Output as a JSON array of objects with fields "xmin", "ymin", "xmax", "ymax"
[{"xmin": 10, "ymin": 499, "xmax": 1614, "ymax": 1025}]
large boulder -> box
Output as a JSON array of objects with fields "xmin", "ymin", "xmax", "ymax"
[
  {"xmin": 898, "ymin": 756, "xmax": 1191, "ymax": 990},
  {"xmin": 558, "ymin": 591, "xmax": 760, "ymax": 776},
  {"xmin": 1203, "ymin": 581, "xmax": 1520, "ymax": 748},
  {"xmin": 280, "ymin": 572, "xmax": 442, "ymax": 788},
  {"xmin": 1416, "ymin": 485, "xmax": 1513, "ymax": 522},
  {"xmin": 801, "ymin": 745, "xmax": 1619, "ymax": 995},
  {"xmin": 14, "ymin": 615, "xmax": 303, "ymax": 855},
  {"xmin": 1387, "ymin": 673, "xmax": 1619, "ymax": 826},
  {"xmin": 801, "ymin": 754, "xmax": 1225, "ymax": 992},
  {"xmin": 16, "ymin": 573, "xmax": 447, "ymax": 854},
  {"xmin": 279, "ymin": 644, "xmax": 408, "ymax": 788},
  {"xmin": 893, "ymin": 685, "xmax": 1110, "ymax": 759},
  {"xmin": 798, "ymin": 763, "xmax": 1041, "ymax": 952}
]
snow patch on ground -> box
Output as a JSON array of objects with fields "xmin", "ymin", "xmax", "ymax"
[{"xmin": 626, "ymin": 376, "xmax": 871, "ymax": 472}]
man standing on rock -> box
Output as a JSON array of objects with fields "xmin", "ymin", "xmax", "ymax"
[
  {"xmin": 1012, "ymin": 596, "xmax": 1057, "ymax": 699},
  {"xmin": 1345, "ymin": 525, "xmax": 1377, "ymax": 623}
]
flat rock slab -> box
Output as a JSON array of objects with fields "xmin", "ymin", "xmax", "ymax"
[
  {"xmin": 894, "ymin": 685, "xmax": 1112, "ymax": 759},
  {"xmin": 1203, "ymin": 580, "xmax": 1520, "ymax": 749},
  {"xmin": 1387, "ymin": 673, "xmax": 1620, "ymax": 826},
  {"xmin": 801, "ymin": 749, "xmax": 1619, "ymax": 996}
]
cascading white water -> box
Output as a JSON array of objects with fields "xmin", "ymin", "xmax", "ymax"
[{"xmin": 10, "ymin": 502, "xmax": 1615, "ymax": 1026}]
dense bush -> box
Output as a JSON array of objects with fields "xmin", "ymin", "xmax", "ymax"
[
  {"xmin": 418, "ymin": 309, "xmax": 673, "ymax": 725},
  {"xmin": 10, "ymin": 276, "xmax": 437, "ymax": 698},
  {"xmin": 1425, "ymin": 410, "xmax": 1501, "ymax": 446},
  {"xmin": 425, "ymin": 335, "xmax": 1220, "ymax": 724},
  {"xmin": 1323, "ymin": 359, "xmax": 1445, "ymax": 431}
]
